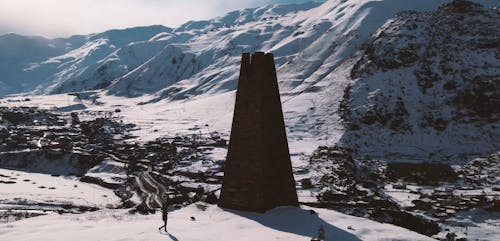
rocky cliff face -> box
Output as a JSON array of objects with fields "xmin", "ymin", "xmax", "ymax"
[{"xmin": 339, "ymin": 0, "xmax": 500, "ymax": 161}]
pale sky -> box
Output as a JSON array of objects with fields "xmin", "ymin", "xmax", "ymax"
[{"xmin": 0, "ymin": 0, "xmax": 318, "ymax": 37}]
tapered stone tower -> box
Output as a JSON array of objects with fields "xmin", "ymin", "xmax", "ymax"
[{"xmin": 219, "ymin": 52, "xmax": 298, "ymax": 212}]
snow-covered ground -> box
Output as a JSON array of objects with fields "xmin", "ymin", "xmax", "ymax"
[
  {"xmin": 0, "ymin": 90, "xmax": 326, "ymax": 157},
  {"xmin": 0, "ymin": 204, "xmax": 435, "ymax": 241},
  {"xmin": 0, "ymin": 169, "xmax": 119, "ymax": 208}
]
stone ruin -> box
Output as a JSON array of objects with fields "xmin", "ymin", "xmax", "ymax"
[{"xmin": 219, "ymin": 52, "xmax": 298, "ymax": 212}]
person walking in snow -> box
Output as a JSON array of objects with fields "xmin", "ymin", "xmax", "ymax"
[
  {"xmin": 318, "ymin": 224, "xmax": 325, "ymax": 240},
  {"xmin": 158, "ymin": 200, "xmax": 168, "ymax": 232},
  {"xmin": 311, "ymin": 224, "xmax": 325, "ymax": 241}
]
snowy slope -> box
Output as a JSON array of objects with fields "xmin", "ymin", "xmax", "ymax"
[
  {"xmin": 0, "ymin": 26, "xmax": 171, "ymax": 96},
  {"xmin": 32, "ymin": 26, "xmax": 173, "ymax": 94},
  {"xmin": 0, "ymin": 34, "xmax": 84, "ymax": 96},
  {"xmin": 0, "ymin": 204, "xmax": 435, "ymax": 241},
  {"xmin": 339, "ymin": 0, "xmax": 500, "ymax": 160},
  {"xmin": 0, "ymin": 169, "xmax": 119, "ymax": 208}
]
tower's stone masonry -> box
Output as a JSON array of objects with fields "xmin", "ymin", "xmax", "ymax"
[{"xmin": 219, "ymin": 52, "xmax": 298, "ymax": 212}]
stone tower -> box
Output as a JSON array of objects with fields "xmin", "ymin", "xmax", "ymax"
[{"xmin": 219, "ymin": 52, "xmax": 298, "ymax": 212}]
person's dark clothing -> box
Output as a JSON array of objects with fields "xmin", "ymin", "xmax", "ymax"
[{"xmin": 158, "ymin": 202, "xmax": 168, "ymax": 232}]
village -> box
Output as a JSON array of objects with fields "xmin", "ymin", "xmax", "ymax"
[
  {"xmin": 0, "ymin": 105, "xmax": 498, "ymax": 239},
  {"xmin": 0, "ymin": 105, "xmax": 227, "ymax": 219}
]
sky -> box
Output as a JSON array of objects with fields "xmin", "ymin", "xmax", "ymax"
[{"xmin": 0, "ymin": 0, "xmax": 319, "ymax": 38}]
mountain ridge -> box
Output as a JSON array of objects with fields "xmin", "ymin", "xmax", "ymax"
[{"xmin": 4, "ymin": 0, "xmax": 497, "ymax": 97}]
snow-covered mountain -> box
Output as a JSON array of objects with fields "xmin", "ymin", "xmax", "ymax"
[
  {"xmin": 1, "ymin": 0, "xmax": 492, "ymax": 97},
  {"xmin": 0, "ymin": 33, "xmax": 84, "ymax": 95},
  {"xmin": 0, "ymin": 2, "xmax": 323, "ymax": 96},
  {"xmin": 0, "ymin": 26, "xmax": 172, "ymax": 96},
  {"xmin": 0, "ymin": 0, "xmax": 498, "ymax": 161},
  {"xmin": 339, "ymin": 0, "xmax": 500, "ymax": 160}
]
